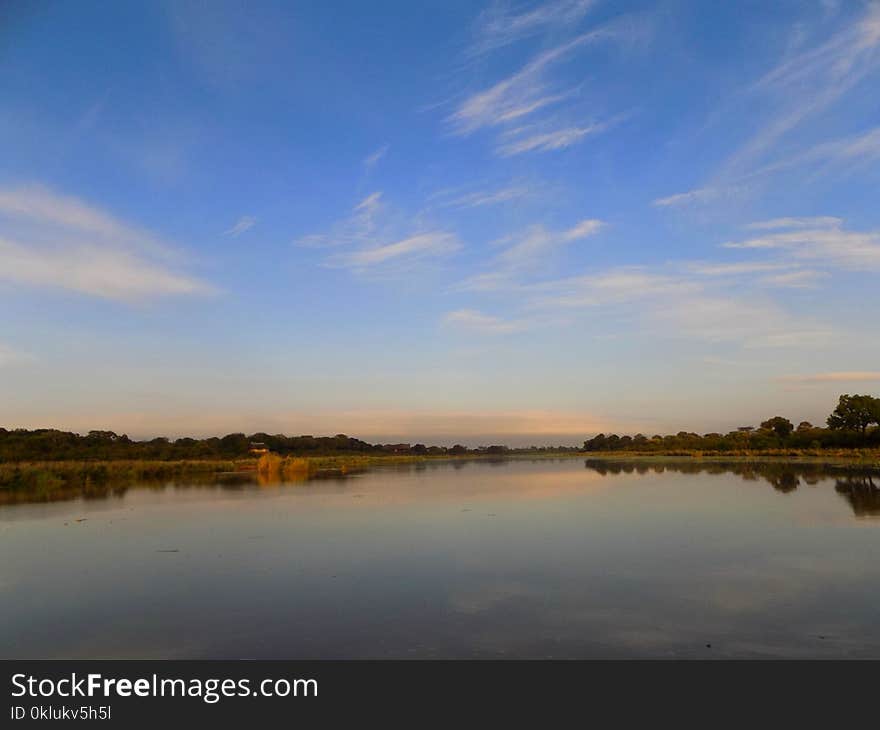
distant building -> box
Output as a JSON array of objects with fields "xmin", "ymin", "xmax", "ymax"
[
  {"xmin": 382, "ymin": 443, "xmax": 411, "ymax": 454},
  {"xmin": 249, "ymin": 441, "xmax": 269, "ymax": 455}
]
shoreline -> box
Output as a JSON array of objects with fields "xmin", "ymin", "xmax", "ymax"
[{"xmin": 2, "ymin": 449, "xmax": 879, "ymax": 492}]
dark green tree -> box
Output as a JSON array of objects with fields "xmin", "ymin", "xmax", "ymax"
[
  {"xmin": 826, "ymin": 394, "xmax": 880, "ymax": 435},
  {"xmin": 760, "ymin": 416, "xmax": 794, "ymax": 438}
]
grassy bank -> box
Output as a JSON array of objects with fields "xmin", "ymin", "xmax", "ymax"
[
  {"xmin": 255, "ymin": 452, "xmax": 440, "ymax": 480},
  {"xmin": 2, "ymin": 449, "xmax": 879, "ymax": 495},
  {"xmin": 578, "ymin": 449, "xmax": 880, "ymax": 467},
  {"xmin": 0, "ymin": 459, "xmax": 246, "ymax": 492}
]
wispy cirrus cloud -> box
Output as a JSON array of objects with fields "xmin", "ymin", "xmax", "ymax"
[
  {"xmin": 655, "ymin": 6, "xmax": 880, "ymax": 209},
  {"xmin": 467, "ymin": 0, "xmax": 599, "ymax": 57},
  {"xmin": 779, "ymin": 371, "xmax": 880, "ymax": 384},
  {"xmin": 727, "ymin": 3, "xmax": 880, "ymax": 175},
  {"xmin": 448, "ymin": 16, "xmax": 643, "ymax": 157},
  {"xmin": 295, "ymin": 191, "xmax": 384, "ymax": 248},
  {"xmin": 449, "ymin": 32, "xmax": 598, "ymax": 136},
  {"xmin": 722, "ymin": 217, "xmax": 880, "ymax": 270},
  {"xmin": 0, "ymin": 344, "xmax": 34, "ymax": 368},
  {"xmin": 759, "ymin": 270, "xmax": 828, "ymax": 288},
  {"xmin": 746, "ymin": 216, "xmax": 842, "ymax": 230},
  {"xmin": 363, "ymin": 144, "xmax": 389, "ymax": 169},
  {"xmin": 0, "ymin": 184, "xmax": 213, "ymax": 301},
  {"xmin": 496, "ymin": 122, "xmax": 607, "ymax": 156},
  {"xmin": 450, "ymin": 241, "xmax": 835, "ymax": 344},
  {"xmin": 685, "ymin": 261, "xmax": 792, "ymax": 277},
  {"xmin": 654, "ymin": 126, "xmax": 880, "ymax": 208},
  {"xmin": 522, "ymin": 266, "xmax": 831, "ymax": 348},
  {"xmin": 685, "ymin": 260, "xmax": 825, "ymax": 288},
  {"xmin": 652, "ymin": 186, "xmax": 747, "ymax": 208},
  {"xmin": 329, "ymin": 232, "xmax": 461, "ymax": 270},
  {"xmin": 457, "ymin": 218, "xmax": 604, "ymax": 292},
  {"xmin": 433, "ymin": 184, "xmax": 533, "ymax": 209},
  {"xmin": 224, "ymin": 215, "xmax": 257, "ymax": 237},
  {"xmin": 442, "ymin": 309, "xmax": 529, "ymax": 335},
  {"xmin": 0, "ymin": 184, "xmax": 168, "ymax": 251},
  {"xmin": 497, "ymin": 218, "xmax": 603, "ymax": 268},
  {"xmin": 754, "ymin": 125, "xmax": 880, "ymax": 179},
  {"xmin": 0, "ymin": 239, "xmax": 210, "ymax": 301},
  {"xmin": 298, "ymin": 192, "xmax": 461, "ymax": 272},
  {"xmin": 526, "ymin": 268, "xmax": 691, "ymax": 309}
]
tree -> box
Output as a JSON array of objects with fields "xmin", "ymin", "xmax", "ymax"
[
  {"xmin": 760, "ymin": 416, "xmax": 793, "ymax": 439},
  {"xmin": 826, "ymin": 394, "xmax": 880, "ymax": 435}
]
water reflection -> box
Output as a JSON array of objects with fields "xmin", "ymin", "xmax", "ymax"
[
  {"xmin": 2, "ymin": 457, "xmax": 880, "ymax": 659},
  {"xmin": 583, "ymin": 459, "xmax": 880, "ymax": 517},
  {"xmin": 835, "ymin": 474, "xmax": 880, "ymax": 517}
]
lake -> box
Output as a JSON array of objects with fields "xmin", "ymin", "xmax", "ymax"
[{"xmin": 2, "ymin": 458, "xmax": 879, "ymax": 658}]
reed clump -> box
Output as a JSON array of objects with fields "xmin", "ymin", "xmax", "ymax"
[{"xmin": 256, "ymin": 453, "xmax": 312, "ymax": 481}]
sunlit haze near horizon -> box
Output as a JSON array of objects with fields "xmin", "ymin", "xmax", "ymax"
[{"xmin": 2, "ymin": 1, "xmax": 880, "ymax": 445}]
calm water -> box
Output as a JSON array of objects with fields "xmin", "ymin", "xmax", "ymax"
[{"xmin": 2, "ymin": 458, "xmax": 879, "ymax": 659}]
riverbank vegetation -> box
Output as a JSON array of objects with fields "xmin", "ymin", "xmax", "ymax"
[
  {"xmin": 0, "ymin": 459, "xmax": 243, "ymax": 493},
  {"xmin": 583, "ymin": 394, "xmax": 880, "ymax": 454},
  {"xmin": 2, "ymin": 394, "xmax": 878, "ymax": 493}
]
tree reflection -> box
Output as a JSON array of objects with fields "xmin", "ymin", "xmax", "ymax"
[
  {"xmin": 584, "ymin": 458, "xmax": 880, "ymax": 517},
  {"xmin": 834, "ymin": 474, "xmax": 880, "ymax": 517}
]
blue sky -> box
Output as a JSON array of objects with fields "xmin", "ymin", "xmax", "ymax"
[{"xmin": 1, "ymin": 0, "xmax": 879, "ymax": 445}]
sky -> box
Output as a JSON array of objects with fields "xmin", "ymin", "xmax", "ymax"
[{"xmin": 1, "ymin": 0, "xmax": 880, "ymax": 446}]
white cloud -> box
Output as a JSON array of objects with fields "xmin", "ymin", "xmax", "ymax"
[
  {"xmin": 726, "ymin": 4, "xmax": 880, "ymax": 175},
  {"xmin": 655, "ymin": 8, "xmax": 880, "ymax": 210},
  {"xmin": 722, "ymin": 220, "xmax": 880, "ymax": 270},
  {"xmin": 686, "ymin": 261, "xmax": 792, "ymax": 276},
  {"xmin": 0, "ymin": 184, "xmax": 212, "ymax": 301},
  {"xmin": 354, "ymin": 191, "xmax": 382, "ymax": 213},
  {"xmin": 449, "ymin": 13, "xmax": 645, "ymax": 157},
  {"xmin": 468, "ymin": 0, "xmax": 599, "ymax": 57},
  {"xmin": 651, "ymin": 185, "xmax": 750, "ymax": 208},
  {"xmin": 561, "ymin": 218, "xmax": 604, "ymax": 241},
  {"xmin": 456, "ymin": 218, "xmax": 605, "ymax": 292},
  {"xmin": 746, "ymin": 217, "xmax": 841, "ymax": 230},
  {"xmin": 297, "ymin": 192, "xmax": 461, "ymax": 273},
  {"xmin": 442, "ymin": 309, "xmax": 528, "ymax": 335},
  {"xmin": 363, "ymin": 145, "xmax": 389, "ymax": 169},
  {"xmin": 0, "ymin": 344, "xmax": 33, "ymax": 368},
  {"xmin": 497, "ymin": 218, "xmax": 603, "ymax": 268},
  {"xmin": 527, "ymin": 268, "xmax": 689, "ymax": 309},
  {"xmin": 0, "ymin": 238, "xmax": 212, "ymax": 301},
  {"xmin": 808, "ymin": 125, "xmax": 880, "ymax": 165},
  {"xmin": 295, "ymin": 192, "xmax": 384, "ymax": 248},
  {"xmin": 330, "ymin": 232, "xmax": 461, "ymax": 269},
  {"xmin": 496, "ymin": 123, "xmax": 605, "ymax": 156},
  {"xmin": 658, "ymin": 126, "xmax": 880, "ymax": 209},
  {"xmin": 449, "ymin": 33, "xmax": 596, "ymax": 135},
  {"xmin": 780, "ymin": 371, "xmax": 880, "ymax": 383},
  {"xmin": 453, "ymin": 271, "xmax": 518, "ymax": 293},
  {"xmin": 758, "ymin": 270, "xmax": 827, "ymax": 288},
  {"xmin": 685, "ymin": 261, "xmax": 826, "ymax": 289},
  {"xmin": 0, "ymin": 184, "xmax": 169, "ymax": 254},
  {"xmin": 652, "ymin": 294, "xmax": 829, "ymax": 348},
  {"xmin": 439, "ymin": 185, "xmax": 532, "ymax": 209},
  {"xmin": 517, "ymin": 265, "xmax": 830, "ymax": 348},
  {"xmin": 224, "ymin": 215, "xmax": 257, "ymax": 237}
]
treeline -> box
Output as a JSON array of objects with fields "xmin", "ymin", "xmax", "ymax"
[
  {"xmin": 0, "ymin": 430, "xmax": 399, "ymax": 462},
  {"xmin": 0, "ymin": 428, "xmax": 581, "ymax": 463},
  {"xmin": 584, "ymin": 394, "xmax": 880, "ymax": 453}
]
